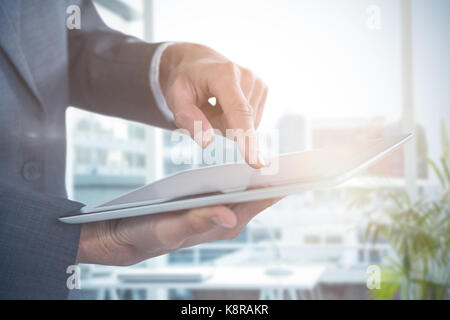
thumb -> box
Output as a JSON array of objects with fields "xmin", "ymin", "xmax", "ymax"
[
  {"xmin": 185, "ymin": 206, "xmax": 237, "ymax": 233},
  {"xmin": 167, "ymin": 78, "xmax": 215, "ymax": 148},
  {"xmin": 159, "ymin": 206, "xmax": 237, "ymax": 248},
  {"xmin": 173, "ymin": 103, "xmax": 215, "ymax": 149}
]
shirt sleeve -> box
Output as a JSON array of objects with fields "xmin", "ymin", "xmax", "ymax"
[{"xmin": 149, "ymin": 42, "xmax": 176, "ymax": 123}]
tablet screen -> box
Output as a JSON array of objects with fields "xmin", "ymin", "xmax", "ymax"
[{"xmin": 95, "ymin": 134, "xmax": 411, "ymax": 209}]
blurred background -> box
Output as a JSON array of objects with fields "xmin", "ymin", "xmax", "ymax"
[{"xmin": 65, "ymin": 0, "xmax": 449, "ymax": 300}]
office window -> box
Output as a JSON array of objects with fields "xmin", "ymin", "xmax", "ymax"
[
  {"xmin": 65, "ymin": 0, "xmax": 449, "ymax": 300},
  {"xmin": 75, "ymin": 147, "xmax": 91, "ymax": 165}
]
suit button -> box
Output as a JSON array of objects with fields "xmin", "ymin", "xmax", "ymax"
[{"xmin": 22, "ymin": 161, "xmax": 42, "ymax": 181}]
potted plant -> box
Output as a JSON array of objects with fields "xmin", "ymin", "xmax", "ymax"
[{"xmin": 350, "ymin": 121, "xmax": 449, "ymax": 300}]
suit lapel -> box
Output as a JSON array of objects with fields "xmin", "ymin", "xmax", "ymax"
[{"xmin": 0, "ymin": 1, "xmax": 43, "ymax": 107}]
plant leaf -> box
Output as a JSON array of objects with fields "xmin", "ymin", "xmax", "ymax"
[{"xmin": 427, "ymin": 158, "xmax": 446, "ymax": 188}]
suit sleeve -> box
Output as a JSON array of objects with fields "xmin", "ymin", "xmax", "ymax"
[
  {"xmin": 67, "ymin": 0, "xmax": 176, "ymax": 130},
  {"xmin": 0, "ymin": 183, "xmax": 84, "ymax": 299}
]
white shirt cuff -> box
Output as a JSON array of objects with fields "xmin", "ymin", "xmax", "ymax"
[{"xmin": 149, "ymin": 42, "xmax": 175, "ymax": 123}]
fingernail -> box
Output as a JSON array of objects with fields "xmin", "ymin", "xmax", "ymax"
[
  {"xmin": 202, "ymin": 130, "xmax": 214, "ymax": 148},
  {"xmin": 211, "ymin": 216, "xmax": 233, "ymax": 228},
  {"xmin": 258, "ymin": 153, "xmax": 267, "ymax": 167}
]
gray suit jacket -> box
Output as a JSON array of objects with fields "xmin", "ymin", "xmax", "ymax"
[{"xmin": 0, "ymin": 0, "xmax": 173, "ymax": 299}]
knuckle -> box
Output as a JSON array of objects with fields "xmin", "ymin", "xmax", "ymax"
[
  {"xmin": 260, "ymin": 79, "xmax": 268, "ymax": 92},
  {"xmin": 239, "ymin": 66, "xmax": 252, "ymax": 79},
  {"xmin": 173, "ymin": 111, "xmax": 191, "ymax": 129},
  {"xmin": 218, "ymin": 233, "xmax": 231, "ymax": 241},
  {"xmin": 171, "ymin": 77, "xmax": 194, "ymax": 100},
  {"xmin": 187, "ymin": 213, "xmax": 209, "ymax": 234},
  {"xmin": 167, "ymin": 77, "xmax": 184, "ymax": 96},
  {"xmin": 231, "ymin": 103, "xmax": 254, "ymax": 117},
  {"xmin": 224, "ymin": 60, "xmax": 237, "ymax": 72},
  {"xmin": 217, "ymin": 61, "xmax": 238, "ymax": 77},
  {"xmin": 166, "ymin": 79, "xmax": 193, "ymax": 108},
  {"xmin": 255, "ymin": 77, "xmax": 268, "ymax": 94},
  {"xmin": 150, "ymin": 220, "xmax": 182, "ymax": 250},
  {"xmin": 162, "ymin": 239, "xmax": 182, "ymax": 250},
  {"xmin": 154, "ymin": 237, "xmax": 174, "ymax": 250},
  {"xmin": 173, "ymin": 115, "xmax": 185, "ymax": 129}
]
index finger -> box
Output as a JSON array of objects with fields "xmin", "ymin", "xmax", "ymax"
[{"xmin": 210, "ymin": 72, "xmax": 265, "ymax": 168}]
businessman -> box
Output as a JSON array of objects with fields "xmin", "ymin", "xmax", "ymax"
[{"xmin": 0, "ymin": 0, "xmax": 275, "ymax": 299}]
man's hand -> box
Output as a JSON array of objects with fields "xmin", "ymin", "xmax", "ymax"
[
  {"xmin": 159, "ymin": 43, "xmax": 268, "ymax": 168},
  {"xmin": 76, "ymin": 199, "xmax": 279, "ymax": 266},
  {"xmin": 76, "ymin": 44, "xmax": 275, "ymax": 266}
]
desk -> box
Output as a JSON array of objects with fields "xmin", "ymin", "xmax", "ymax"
[{"xmin": 81, "ymin": 265, "xmax": 325, "ymax": 300}]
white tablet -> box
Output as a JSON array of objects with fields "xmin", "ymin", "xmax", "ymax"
[{"xmin": 59, "ymin": 133, "xmax": 412, "ymax": 224}]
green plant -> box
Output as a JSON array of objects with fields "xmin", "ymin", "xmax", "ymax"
[{"xmin": 350, "ymin": 120, "xmax": 450, "ymax": 300}]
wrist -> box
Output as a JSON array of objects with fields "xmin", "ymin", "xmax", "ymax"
[
  {"xmin": 76, "ymin": 221, "xmax": 117, "ymax": 265},
  {"xmin": 76, "ymin": 223, "xmax": 95, "ymax": 264}
]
